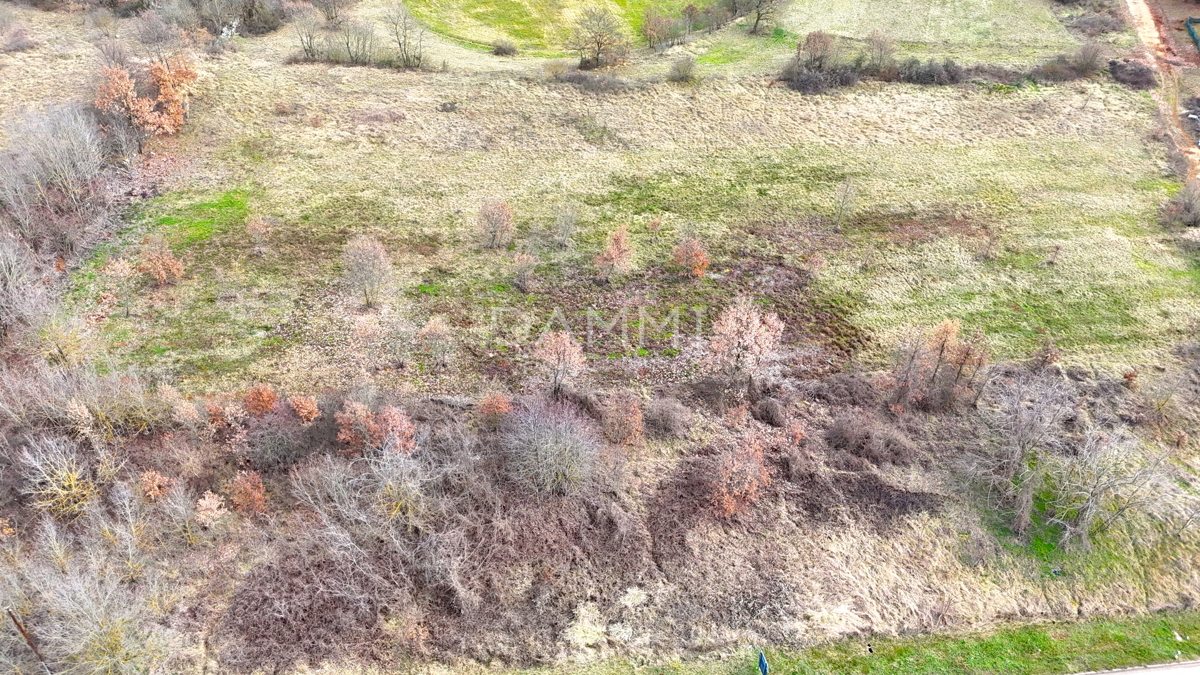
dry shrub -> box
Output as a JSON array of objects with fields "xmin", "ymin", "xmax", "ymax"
[
  {"xmin": 532, "ymin": 330, "xmax": 585, "ymax": 396},
  {"xmin": 478, "ymin": 391, "xmax": 514, "ymax": 429},
  {"xmin": 492, "ymin": 39, "xmax": 518, "ymax": 56},
  {"xmin": 378, "ymin": 405, "xmax": 417, "ymax": 453},
  {"xmin": 709, "ymin": 436, "xmax": 771, "ymax": 517},
  {"xmin": 0, "ymin": 362, "xmax": 170, "ymax": 436},
  {"xmin": 341, "ymin": 235, "xmax": 392, "ymax": 307},
  {"xmin": 810, "ymin": 372, "xmax": 878, "ymax": 407},
  {"xmin": 139, "ymin": 470, "xmax": 174, "ymax": 501},
  {"xmin": 0, "ymin": 106, "xmax": 106, "ymax": 255},
  {"xmin": 2, "ymin": 26, "xmax": 36, "ymax": 52},
  {"xmin": 1163, "ymin": 182, "xmax": 1200, "ymax": 228},
  {"xmin": 478, "ymin": 198, "xmax": 515, "ymax": 249},
  {"xmin": 671, "ymin": 237, "xmax": 709, "ymax": 277},
  {"xmin": 644, "ymin": 397, "xmax": 691, "ymax": 438},
  {"xmin": 668, "ymin": 55, "xmax": 696, "ymax": 83},
  {"xmin": 706, "ymin": 297, "xmax": 784, "ymax": 381},
  {"xmin": 602, "ymin": 390, "xmax": 643, "ymax": 445},
  {"xmin": 512, "ymin": 252, "xmax": 537, "ymax": 292},
  {"xmin": 504, "ymin": 400, "xmax": 601, "ymax": 494},
  {"xmin": 138, "ymin": 240, "xmax": 184, "ymax": 285},
  {"xmin": 289, "ymin": 394, "xmax": 320, "ymax": 425},
  {"xmin": 825, "ymin": 414, "xmax": 916, "ymax": 466},
  {"xmin": 21, "ymin": 436, "xmax": 98, "ymax": 522},
  {"xmin": 243, "ymin": 383, "xmax": 278, "ymax": 417},
  {"xmin": 195, "ymin": 490, "xmax": 229, "ymax": 528},
  {"xmin": 335, "ymin": 400, "xmax": 381, "ymax": 453},
  {"xmin": 887, "ymin": 320, "xmax": 988, "ymax": 413},
  {"xmin": 230, "ymin": 470, "xmax": 268, "ymax": 517},
  {"xmin": 752, "ymin": 397, "xmax": 786, "ymax": 427},
  {"xmin": 0, "ymin": 235, "xmax": 43, "ymax": 339},
  {"xmin": 1109, "ymin": 58, "xmax": 1156, "ymax": 89},
  {"xmin": 595, "ymin": 223, "xmax": 634, "ymax": 280}
]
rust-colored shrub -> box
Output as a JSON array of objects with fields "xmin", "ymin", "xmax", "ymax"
[
  {"xmin": 138, "ymin": 241, "xmax": 184, "ymax": 285},
  {"xmin": 288, "ymin": 394, "xmax": 320, "ymax": 425},
  {"xmin": 671, "ymin": 237, "xmax": 710, "ymax": 277},
  {"xmin": 594, "ymin": 223, "xmax": 634, "ymax": 280},
  {"xmin": 230, "ymin": 470, "xmax": 268, "ymax": 517},
  {"xmin": 378, "ymin": 405, "xmax": 417, "ymax": 453},
  {"xmin": 709, "ymin": 437, "xmax": 771, "ymax": 517},
  {"xmin": 243, "ymin": 384, "xmax": 279, "ymax": 417},
  {"xmin": 335, "ymin": 400, "xmax": 381, "ymax": 453},
  {"xmin": 603, "ymin": 390, "xmax": 643, "ymax": 445},
  {"xmin": 139, "ymin": 469, "xmax": 174, "ymax": 501},
  {"xmin": 478, "ymin": 391, "xmax": 514, "ymax": 429},
  {"xmin": 532, "ymin": 330, "xmax": 585, "ymax": 396}
]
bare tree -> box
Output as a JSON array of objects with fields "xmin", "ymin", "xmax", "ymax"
[
  {"xmin": 864, "ymin": 29, "xmax": 897, "ymax": 73},
  {"xmin": 747, "ymin": 0, "xmax": 779, "ymax": 34},
  {"xmin": 310, "ymin": 0, "xmax": 354, "ymax": 26},
  {"xmin": 477, "ymin": 198, "xmax": 514, "ymax": 249},
  {"xmin": 384, "ymin": 2, "xmax": 424, "ymax": 68},
  {"xmin": 342, "ymin": 235, "xmax": 392, "ymax": 308},
  {"xmin": 567, "ymin": 7, "xmax": 629, "ymax": 69},
  {"xmin": 1046, "ymin": 428, "xmax": 1166, "ymax": 549}
]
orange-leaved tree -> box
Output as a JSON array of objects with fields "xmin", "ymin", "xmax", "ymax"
[{"xmin": 95, "ymin": 56, "xmax": 198, "ymax": 147}]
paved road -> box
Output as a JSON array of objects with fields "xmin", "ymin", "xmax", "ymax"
[{"xmin": 1079, "ymin": 661, "xmax": 1200, "ymax": 674}]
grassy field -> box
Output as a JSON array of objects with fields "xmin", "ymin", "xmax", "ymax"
[{"xmin": 63, "ymin": 66, "xmax": 1198, "ymax": 392}]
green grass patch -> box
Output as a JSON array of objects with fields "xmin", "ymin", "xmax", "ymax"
[{"xmin": 510, "ymin": 610, "xmax": 1200, "ymax": 674}]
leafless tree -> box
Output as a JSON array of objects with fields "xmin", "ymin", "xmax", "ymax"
[
  {"xmin": 567, "ymin": 7, "xmax": 629, "ymax": 69},
  {"xmin": 747, "ymin": 0, "xmax": 779, "ymax": 34},
  {"xmin": 341, "ymin": 235, "xmax": 392, "ymax": 308},
  {"xmin": 1046, "ymin": 428, "xmax": 1166, "ymax": 549},
  {"xmin": 706, "ymin": 297, "xmax": 784, "ymax": 382},
  {"xmin": 532, "ymin": 330, "xmax": 585, "ymax": 396}
]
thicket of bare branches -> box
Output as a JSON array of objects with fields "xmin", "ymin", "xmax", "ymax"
[{"xmin": 341, "ymin": 235, "xmax": 392, "ymax": 307}]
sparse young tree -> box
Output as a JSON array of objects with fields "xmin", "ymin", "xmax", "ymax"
[
  {"xmin": 478, "ymin": 198, "xmax": 515, "ymax": 249},
  {"xmin": 567, "ymin": 7, "xmax": 629, "ymax": 69},
  {"xmin": 417, "ymin": 315, "xmax": 454, "ymax": 370},
  {"xmin": 706, "ymin": 297, "xmax": 784, "ymax": 382},
  {"xmin": 532, "ymin": 330, "xmax": 585, "ymax": 396},
  {"xmin": 341, "ymin": 235, "xmax": 392, "ymax": 308},
  {"xmin": 310, "ymin": 0, "xmax": 354, "ymax": 26},
  {"xmin": 800, "ymin": 30, "xmax": 837, "ymax": 71},
  {"xmin": 864, "ymin": 29, "xmax": 897, "ymax": 73},
  {"xmin": 595, "ymin": 223, "xmax": 634, "ymax": 281}
]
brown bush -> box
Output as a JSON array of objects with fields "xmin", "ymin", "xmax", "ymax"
[
  {"xmin": 825, "ymin": 414, "xmax": 916, "ymax": 466},
  {"xmin": 671, "ymin": 237, "xmax": 710, "ymax": 277},
  {"xmin": 288, "ymin": 394, "xmax": 320, "ymax": 425},
  {"xmin": 492, "ymin": 39, "xmax": 518, "ymax": 56},
  {"xmin": 378, "ymin": 405, "xmax": 417, "ymax": 453},
  {"xmin": 602, "ymin": 390, "xmax": 643, "ymax": 445},
  {"xmin": 230, "ymin": 470, "xmax": 268, "ymax": 517},
  {"xmin": 243, "ymin": 383, "xmax": 279, "ymax": 417},
  {"xmin": 709, "ymin": 437, "xmax": 771, "ymax": 517},
  {"xmin": 94, "ymin": 56, "xmax": 198, "ymax": 141},
  {"xmin": 335, "ymin": 400, "xmax": 381, "ymax": 453},
  {"xmin": 752, "ymin": 398, "xmax": 786, "ymax": 427},
  {"xmin": 139, "ymin": 469, "xmax": 174, "ymax": 501},
  {"xmin": 138, "ymin": 241, "xmax": 184, "ymax": 285},
  {"xmin": 478, "ymin": 391, "xmax": 514, "ymax": 429}
]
